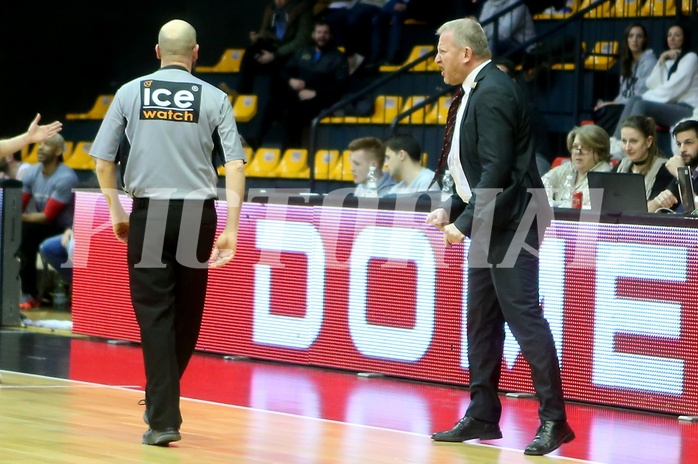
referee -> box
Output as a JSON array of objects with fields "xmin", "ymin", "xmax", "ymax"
[{"xmin": 91, "ymin": 19, "xmax": 246, "ymax": 446}]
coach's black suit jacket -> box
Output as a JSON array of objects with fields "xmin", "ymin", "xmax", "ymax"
[{"xmin": 448, "ymin": 62, "xmax": 551, "ymax": 261}]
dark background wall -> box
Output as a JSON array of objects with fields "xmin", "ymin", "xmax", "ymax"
[{"xmin": 0, "ymin": 1, "xmax": 266, "ymax": 137}]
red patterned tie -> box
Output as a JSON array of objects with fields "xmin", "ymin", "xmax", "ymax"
[{"xmin": 431, "ymin": 86, "xmax": 464, "ymax": 186}]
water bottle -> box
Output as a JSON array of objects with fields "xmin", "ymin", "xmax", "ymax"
[
  {"xmin": 441, "ymin": 170, "xmax": 454, "ymax": 201},
  {"xmin": 558, "ymin": 173, "xmax": 575, "ymax": 208},
  {"xmin": 542, "ymin": 176, "xmax": 554, "ymax": 206},
  {"xmin": 365, "ymin": 166, "xmax": 379, "ymax": 198},
  {"xmin": 53, "ymin": 280, "xmax": 67, "ymax": 311}
]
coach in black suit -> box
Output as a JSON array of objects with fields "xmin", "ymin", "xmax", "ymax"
[{"xmin": 426, "ymin": 18, "xmax": 575, "ymax": 456}]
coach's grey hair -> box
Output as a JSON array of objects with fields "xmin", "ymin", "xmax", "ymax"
[{"xmin": 436, "ymin": 17, "xmax": 491, "ymax": 58}]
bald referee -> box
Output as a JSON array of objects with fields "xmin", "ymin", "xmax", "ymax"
[{"xmin": 91, "ymin": 19, "xmax": 246, "ymax": 446}]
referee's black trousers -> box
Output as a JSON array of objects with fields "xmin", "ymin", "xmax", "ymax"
[{"xmin": 127, "ymin": 198, "xmax": 217, "ymax": 430}]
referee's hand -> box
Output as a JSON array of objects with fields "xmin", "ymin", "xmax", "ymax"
[
  {"xmin": 113, "ymin": 222, "xmax": 129, "ymax": 244},
  {"xmin": 209, "ymin": 230, "xmax": 238, "ymax": 268}
]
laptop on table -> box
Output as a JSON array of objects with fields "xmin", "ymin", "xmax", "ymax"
[{"xmin": 586, "ymin": 171, "xmax": 648, "ymax": 214}]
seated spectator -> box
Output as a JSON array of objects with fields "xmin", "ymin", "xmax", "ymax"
[
  {"xmin": 0, "ymin": 113, "xmax": 62, "ymax": 158},
  {"xmin": 542, "ymin": 124, "xmax": 612, "ymax": 208},
  {"xmin": 257, "ymin": 20, "xmax": 349, "ymax": 149},
  {"xmin": 316, "ymin": 1, "xmax": 384, "ymax": 74},
  {"xmin": 611, "ymin": 24, "xmax": 698, "ymax": 159},
  {"xmin": 613, "ymin": 115, "xmax": 672, "ymax": 204},
  {"xmin": 0, "ymin": 151, "xmax": 30, "ymax": 181},
  {"xmin": 39, "ymin": 227, "xmax": 74, "ymax": 283},
  {"xmin": 367, "ymin": 0, "xmax": 411, "ymax": 67},
  {"xmin": 649, "ymin": 119, "xmax": 698, "ymax": 212},
  {"xmin": 594, "ymin": 23, "xmax": 657, "ymax": 136},
  {"xmin": 219, "ymin": 0, "xmax": 313, "ymax": 101},
  {"xmin": 478, "ymin": 0, "xmax": 536, "ymax": 66},
  {"xmin": 348, "ymin": 136, "xmax": 396, "ymax": 197},
  {"xmin": 383, "ymin": 133, "xmax": 439, "ymax": 195},
  {"xmin": 18, "ymin": 134, "xmax": 79, "ymax": 310}
]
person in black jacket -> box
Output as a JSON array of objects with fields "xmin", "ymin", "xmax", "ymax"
[
  {"xmin": 219, "ymin": 0, "xmax": 314, "ymax": 101},
  {"xmin": 649, "ymin": 119, "xmax": 698, "ymax": 212},
  {"xmin": 258, "ymin": 20, "xmax": 349, "ymax": 150}
]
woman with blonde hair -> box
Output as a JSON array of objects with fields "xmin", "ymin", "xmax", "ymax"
[
  {"xmin": 613, "ymin": 115, "xmax": 673, "ymax": 202},
  {"xmin": 542, "ymin": 124, "xmax": 613, "ymax": 208}
]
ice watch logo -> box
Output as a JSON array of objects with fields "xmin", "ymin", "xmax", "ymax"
[{"xmin": 140, "ymin": 80, "xmax": 201, "ymax": 122}]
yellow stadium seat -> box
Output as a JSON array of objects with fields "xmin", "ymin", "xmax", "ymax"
[
  {"xmin": 370, "ymin": 95, "xmax": 402, "ymax": 124},
  {"xmin": 272, "ymin": 148, "xmax": 310, "ymax": 179},
  {"xmin": 533, "ymin": 0, "xmax": 580, "ymax": 19},
  {"xmin": 640, "ymin": 0, "xmax": 676, "ymax": 15},
  {"xmin": 425, "ymin": 96, "xmax": 453, "ymax": 125},
  {"xmin": 683, "ymin": 0, "xmax": 695, "ymax": 14},
  {"xmin": 578, "ymin": 0, "xmax": 614, "ymax": 17},
  {"xmin": 612, "ymin": 0, "xmax": 643, "ymax": 16},
  {"xmin": 20, "ymin": 145, "xmax": 29, "ymax": 162},
  {"xmin": 314, "ymin": 149, "xmax": 341, "ymax": 180},
  {"xmin": 584, "ymin": 41, "xmax": 619, "ymax": 71},
  {"xmin": 329, "ymin": 150, "xmax": 354, "ymax": 182},
  {"xmin": 379, "ymin": 45, "xmax": 436, "ymax": 73},
  {"xmin": 232, "ymin": 94, "xmax": 258, "ymax": 122},
  {"xmin": 548, "ymin": 42, "xmax": 586, "ymax": 71},
  {"xmin": 398, "ymin": 96, "xmax": 429, "ymax": 125},
  {"xmin": 324, "ymin": 95, "xmax": 403, "ymax": 125},
  {"xmin": 66, "ymin": 95, "xmax": 114, "ymax": 120},
  {"xmin": 329, "ymin": 150, "xmax": 353, "ymax": 181},
  {"xmin": 245, "ymin": 147, "xmax": 281, "ymax": 178},
  {"xmin": 64, "ymin": 141, "xmax": 96, "ymax": 170},
  {"xmin": 195, "ymin": 48, "xmax": 244, "ymax": 73}
]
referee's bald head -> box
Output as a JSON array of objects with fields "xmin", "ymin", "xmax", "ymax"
[{"xmin": 158, "ymin": 19, "xmax": 197, "ymax": 59}]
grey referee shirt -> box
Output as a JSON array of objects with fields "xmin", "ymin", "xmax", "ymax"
[{"xmin": 90, "ymin": 65, "xmax": 246, "ymax": 200}]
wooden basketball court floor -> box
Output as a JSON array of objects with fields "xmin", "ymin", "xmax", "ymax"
[{"xmin": 1, "ymin": 326, "xmax": 697, "ymax": 463}]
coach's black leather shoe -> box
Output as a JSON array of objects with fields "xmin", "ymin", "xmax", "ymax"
[
  {"xmin": 431, "ymin": 416, "xmax": 503, "ymax": 442},
  {"xmin": 524, "ymin": 420, "xmax": 575, "ymax": 455},
  {"xmin": 142, "ymin": 427, "xmax": 181, "ymax": 446}
]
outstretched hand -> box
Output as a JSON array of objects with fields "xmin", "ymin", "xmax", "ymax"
[
  {"xmin": 26, "ymin": 113, "xmax": 62, "ymax": 145},
  {"xmin": 209, "ymin": 230, "xmax": 238, "ymax": 268}
]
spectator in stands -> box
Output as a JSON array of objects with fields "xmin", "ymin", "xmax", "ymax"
[
  {"xmin": 611, "ymin": 24, "xmax": 698, "ymax": 159},
  {"xmin": 367, "ymin": 0, "xmax": 411, "ymax": 67},
  {"xmin": 0, "ymin": 151, "xmax": 30, "ymax": 181},
  {"xmin": 649, "ymin": 119, "xmax": 698, "ymax": 212},
  {"xmin": 39, "ymin": 227, "xmax": 74, "ymax": 283},
  {"xmin": 219, "ymin": 0, "xmax": 314, "ymax": 101},
  {"xmin": 542, "ymin": 124, "xmax": 612, "ymax": 208},
  {"xmin": 18, "ymin": 134, "xmax": 79, "ymax": 309},
  {"xmin": 258, "ymin": 20, "xmax": 349, "ymax": 150},
  {"xmin": 348, "ymin": 136, "xmax": 396, "ymax": 197},
  {"xmin": 383, "ymin": 133, "xmax": 439, "ymax": 195},
  {"xmin": 0, "ymin": 113, "xmax": 62, "ymax": 158},
  {"xmin": 478, "ymin": 0, "xmax": 536, "ymax": 66},
  {"xmin": 594, "ymin": 23, "xmax": 657, "ymax": 136},
  {"xmin": 316, "ymin": 1, "xmax": 387, "ymax": 74},
  {"xmin": 613, "ymin": 115, "xmax": 672, "ymax": 204}
]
